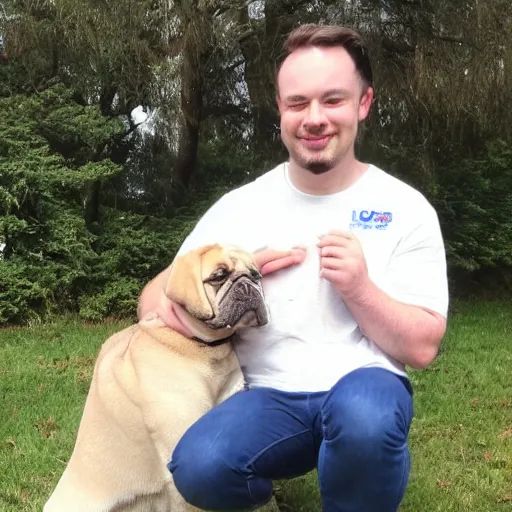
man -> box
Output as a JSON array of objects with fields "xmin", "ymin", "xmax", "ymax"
[{"xmin": 138, "ymin": 24, "xmax": 449, "ymax": 512}]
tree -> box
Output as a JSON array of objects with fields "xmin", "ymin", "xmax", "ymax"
[{"xmin": 0, "ymin": 84, "xmax": 123, "ymax": 323}]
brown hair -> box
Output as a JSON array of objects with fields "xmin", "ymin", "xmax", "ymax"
[{"xmin": 277, "ymin": 24, "xmax": 373, "ymax": 89}]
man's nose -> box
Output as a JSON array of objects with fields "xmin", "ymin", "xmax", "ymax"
[{"xmin": 303, "ymin": 101, "xmax": 327, "ymax": 131}]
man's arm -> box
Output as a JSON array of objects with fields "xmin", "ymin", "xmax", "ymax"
[
  {"xmin": 137, "ymin": 266, "xmax": 172, "ymax": 320},
  {"xmin": 318, "ymin": 229, "xmax": 447, "ymax": 369},
  {"xmin": 341, "ymin": 280, "xmax": 446, "ymax": 369}
]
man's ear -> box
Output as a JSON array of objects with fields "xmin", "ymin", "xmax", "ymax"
[
  {"xmin": 358, "ymin": 86, "xmax": 374, "ymax": 121},
  {"xmin": 276, "ymin": 91, "xmax": 285, "ymax": 115},
  {"xmin": 164, "ymin": 249, "xmax": 214, "ymax": 321}
]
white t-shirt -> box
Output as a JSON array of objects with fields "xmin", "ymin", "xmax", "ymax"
[{"xmin": 177, "ymin": 162, "xmax": 449, "ymax": 392}]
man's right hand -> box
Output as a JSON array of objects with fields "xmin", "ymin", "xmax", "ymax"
[{"xmin": 253, "ymin": 247, "xmax": 307, "ymax": 276}]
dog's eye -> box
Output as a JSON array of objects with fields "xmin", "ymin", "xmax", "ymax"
[
  {"xmin": 205, "ymin": 267, "xmax": 231, "ymax": 283},
  {"xmin": 250, "ymin": 269, "xmax": 262, "ymax": 281}
]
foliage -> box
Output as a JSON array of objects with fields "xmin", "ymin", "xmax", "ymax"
[
  {"xmin": 78, "ymin": 208, "xmax": 195, "ymax": 321},
  {"xmin": 0, "ymin": 0, "xmax": 511, "ymax": 325},
  {"xmin": 432, "ymin": 140, "xmax": 512, "ymax": 295},
  {"xmin": 0, "ymin": 85, "xmax": 123, "ymax": 324},
  {"xmin": 0, "ymin": 261, "xmax": 55, "ymax": 324},
  {"xmin": 435, "ymin": 141, "xmax": 512, "ymax": 271}
]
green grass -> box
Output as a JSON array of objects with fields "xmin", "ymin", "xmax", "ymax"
[{"xmin": 1, "ymin": 301, "xmax": 512, "ymax": 511}]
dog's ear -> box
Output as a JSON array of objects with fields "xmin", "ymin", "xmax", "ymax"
[{"xmin": 164, "ymin": 246, "xmax": 216, "ymax": 320}]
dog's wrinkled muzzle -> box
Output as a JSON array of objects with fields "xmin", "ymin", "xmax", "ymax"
[
  {"xmin": 231, "ymin": 278, "xmax": 268, "ymax": 325},
  {"xmin": 206, "ymin": 276, "xmax": 268, "ymax": 329}
]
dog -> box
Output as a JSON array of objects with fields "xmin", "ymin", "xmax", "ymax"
[{"xmin": 44, "ymin": 244, "xmax": 269, "ymax": 511}]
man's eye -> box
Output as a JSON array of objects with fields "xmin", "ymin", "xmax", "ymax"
[
  {"xmin": 325, "ymin": 98, "xmax": 342, "ymax": 105},
  {"xmin": 288, "ymin": 103, "xmax": 307, "ymax": 110}
]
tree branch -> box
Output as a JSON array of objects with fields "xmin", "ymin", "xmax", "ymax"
[
  {"xmin": 381, "ymin": 37, "xmax": 415, "ymax": 55},
  {"xmin": 432, "ymin": 34, "xmax": 474, "ymax": 47},
  {"xmin": 213, "ymin": 0, "xmax": 255, "ymax": 18},
  {"xmin": 201, "ymin": 103, "xmax": 249, "ymax": 120}
]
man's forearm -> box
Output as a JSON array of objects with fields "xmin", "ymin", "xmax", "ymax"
[
  {"xmin": 343, "ymin": 280, "xmax": 447, "ymax": 369},
  {"xmin": 137, "ymin": 267, "xmax": 171, "ymax": 320}
]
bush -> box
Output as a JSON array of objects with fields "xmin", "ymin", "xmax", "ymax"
[
  {"xmin": 0, "ymin": 262, "xmax": 56, "ymax": 324},
  {"xmin": 0, "ymin": 85, "xmax": 123, "ymax": 324},
  {"xmin": 76, "ymin": 208, "xmax": 196, "ymax": 321},
  {"xmin": 432, "ymin": 140, "xmax": 512, "ymax": 296}
]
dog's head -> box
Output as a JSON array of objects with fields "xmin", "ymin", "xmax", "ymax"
[{"xmin": 164, "ymin": 244, "xmax": 268, "ymax": 342}]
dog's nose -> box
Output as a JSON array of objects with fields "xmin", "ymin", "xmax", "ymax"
[{"xmin": 233, "ymin": 279, "xmax": 258, "ymax": 299}]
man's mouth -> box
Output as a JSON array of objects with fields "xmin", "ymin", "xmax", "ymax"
[{"xmin": 299, "ymin": 135, "xmax": 332, "ymax": 150}]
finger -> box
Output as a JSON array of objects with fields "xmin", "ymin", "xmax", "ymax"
[
  {"xmin": 328, "ymin": 229, "xmax": 354, "ymax": 238},
  {"xmin": 318, "ymin": 230, "xmax": 353, "ymax": 239},
  {"xmin": 317, "ymin": 235, "xmax": 352, "ymax": 249},
  {"xmin": 319, "ymin": 268, "xmax": 338, "ymax": 281},
  {"xmin": 253, "ymin": 248, "xmax": 292, "ymax": 268},
  {"xmin": 319, "ymin": 246, "xmax": 346, "ymax": 259},
  {"xmin": 320, "ymin": 256, "xmax": 343, "ymax": 271},
  {"xmin": 260, "ymin": 249, "xmax": 306, "ymax": 275},
  {"xmin": 291, "ymin": 247, "xmax": 308, "ymax": 259},
  {"xmin": 259, "ymin": 256, "xmax": 295, "ymax": 275},
  {"xmin": 255, "ymin": 248, "xmax": 307, "ymax": 276},
  {"xmin": 258, "ymin": 248, "xmax": 307, "ymax": 266}
]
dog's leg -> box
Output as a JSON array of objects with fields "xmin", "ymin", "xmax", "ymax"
[
  {"xmin": 140, "ymin": 401, "xmax": 210, "ymax": 512},
  {"xmin": 104, "ymin": 485, "xmax": 201, "ymax": 512},
  {"xmin": 216, "ymin": 366, "xmax": 246, "ymax": 405}
]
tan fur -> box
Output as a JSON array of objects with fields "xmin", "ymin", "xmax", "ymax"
[{"xmin": 44, "ymin": 245, "xmax": 266, "ymax": 512}]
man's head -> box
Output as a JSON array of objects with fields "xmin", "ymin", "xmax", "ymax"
[{"xmin": 276, "ymin": 24, "xmax": 374, "ymax": 175}]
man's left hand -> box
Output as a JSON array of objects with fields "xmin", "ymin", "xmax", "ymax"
[{"xmin": 317, "ymin": 230, "xmax": 369, "ymax": 300}]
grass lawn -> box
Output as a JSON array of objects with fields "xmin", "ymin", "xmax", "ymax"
[{"xmin": 1, "ymin": 300, "xmax": 511, "ymax": 511}]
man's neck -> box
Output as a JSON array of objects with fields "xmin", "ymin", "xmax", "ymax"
[{"xmin": 288, "ymin": 157, "xmax": 369, "ymax": 196}]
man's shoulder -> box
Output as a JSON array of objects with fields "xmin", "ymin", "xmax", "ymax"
[
  {"xmin": 176, "ymin": 163, "xmax": 285, "ymax": 255},
  {"xmin": 368, "ymin": 164, "xmax": 435, "ymax": 212},
  {"xmin": 189, "ymin": 162, "xmax": 284, "ymax": 223},
  {"xmin": 221, "ymin": 163, "xmax": 284, "ymax": 204}
]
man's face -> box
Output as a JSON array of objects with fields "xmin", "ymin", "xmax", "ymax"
[{"xmin": 276, "ymin": 46, "xmax": 373, "ymax": 174}]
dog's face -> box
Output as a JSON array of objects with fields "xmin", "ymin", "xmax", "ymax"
[{"xmin": 165, "ymin": 245, "xmax": 268, "ymax": 341}]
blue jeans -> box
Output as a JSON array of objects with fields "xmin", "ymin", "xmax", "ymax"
[{"xmin": 168, "ymin": 367, "xmax": 414, "ymax": 512}]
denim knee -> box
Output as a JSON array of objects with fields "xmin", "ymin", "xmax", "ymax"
[
  {"xmin": 169, "ymin": 433, "xmax": 226, "ymax": 508},
  {"xmin": 321, "ymin": 368, "xmax": 413, "ymax": 454},
  {"xmin": 168, "ymin": 426, "xmax": 273, "ymax": 510}
]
